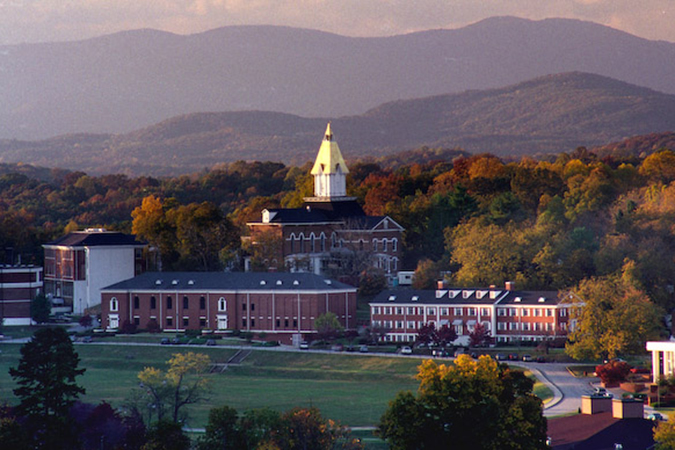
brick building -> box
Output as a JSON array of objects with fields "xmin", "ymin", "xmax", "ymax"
[
  {"xmin": 43, "ymin": 228, "xmax": 146, "ymax": 314},
  {"xmin": 370, "ymin": 282, "xmax": 573, "ymax": 345},
  {"xmin": 0, "ymin": 264, "xmax": 43, "ymax": 325},
  {"xmin": 247, "ymin": 124, "xmax": 403, "ymax": 279},
  {"xmin": 101, "ymin": 272, "xmax": 356, "ymax": 344}
]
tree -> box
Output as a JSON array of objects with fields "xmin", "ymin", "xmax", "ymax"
[
  {"xmin": 137, "ymin": 352, "xmax": 211, "ymax": 423},
  {"xmin": 270, "ymin": 407, "xmax": 363, "ymax": 450},
  {"xmin": 378, "ymin": 356, "xmax": 547, "ymax": 450},
  {"xmin": 416, "ymin": 323, "xmax": 436, "ymax": 347},
  {"xmin": 30, "ymin": 293, "xmax": 51, "ymax": 324},
  {"xmin": 469, "ymin": 322, "xmax": 490, "ymax": 347},
  {"xmin": 595, "ymin": 360, "xmax": 631, "ymax": 386},
  {"xmin": 9, "ymin": 327, "xmax": 86, "ymax": 449},
  {"xmin": 314, "ymin": 312, "xmax": 344, "ymax": 342},
  {"xmin": 655, "ymin": 415, "xmax": 675, "ymax": 450},
  {"xmin": 565, "ymin": 275, "xmax": 663, "ymax": 360},
  {"xmin": 142, "ymin": 420, "xmax": 190, "ymax": 450},
  {"xmin": 436, "ymin": 324, "xmax": 458, "ymax": 347},
  {"xmin": 197, "ymin": 405, "xmax": 242, "ymax": 450}
]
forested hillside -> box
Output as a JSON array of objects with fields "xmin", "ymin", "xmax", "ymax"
[
  {"xmin": 2, "ymin": 72, "xmax": 675, "ymax": 176},
  {"xmin": 4, "ymin": 146, "xmax": 675, "ymax": 314}
]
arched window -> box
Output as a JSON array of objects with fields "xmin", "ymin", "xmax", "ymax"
[
  {"xmin": 299, "ymin": 233, "xmax": 305, "ymax": 253},
  {"xmin": 392, "ymin": 257, "xmax": 398, "ymax": 271},
  {"xmin": 289, "ymin": 234, "xmax": 296, "ymax": 253},
  {"xmin": 372, "ymin": 239, "xmax": 378, "ymax": 252},
  {"xmin": 392, "ymin": 238, "xmax": 398, "ymax": 252},
  {"xmin": 218, "ymin": 297, "xmax": 227, "ymax": 312},
  {"xmin": 331, "ymin": 233, "xmax": 337, "ymax": 249},
  {"xmin": 110, "ymin": 297, "xmax": 118, "ymax": 312},
  {"xmin": 320, "ymin": 233, "xmax": 326, "ymax": 252},
  {"xmin": 383, "ymin": 239, "xmax": 388, "ymax": 252},
  {"xmin": 310, "ymin": 233, "xmax": 316, "ymax": 253}
]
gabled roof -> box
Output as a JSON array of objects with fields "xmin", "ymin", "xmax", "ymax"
[
  {"xmin": 371, "ymin": 289, "xmax": 560, "ymax": 306},
  {"xmin": 102, "ymin": 271, "xmax": 356, "ymax": 292},
  {"xmin": 45, "ymin": 230, "xmax": 145, "ymax": 248},
  {"xmin": 310, "ymin": 123, "xmax": 349, "ymax": 176}
]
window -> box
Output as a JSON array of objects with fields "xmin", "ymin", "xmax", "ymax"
[
  {"xmin": 276, "ymin": 319, "xmax": 280, "ymax": 327},
  {"xmin": 251, "ymin": 303, "xmax": 255, "ymax": 312},
  {"xmin": 426, "ymin": 307, "xmax": 436, "ymax": 315},
  {"xmin": 218, "ymin": 297, "xmax": 227, "ymax": 312},
  {"xmin": 509, "ymin": 322, "xmax": 519, "ymax": 330},
  {"xmin": 498, "ymin": 308, "xmax": 506, "ymax": 316},
  {"xmin": 560, "ymin": 322, "xmax": 567, "ymax": 331},
  {"xmin": 440, "ymin": 308, "xmax": 449, "ymax": 315},
  {"xmin": 407, "ymin": 321, "xmax": 416, "ymax": 329},
  {"xmin": 372, "ymin": 239, "xmax": 378, "ymax": 252},
  {"xmin": 467, "ymin": 307, "xmax": 476, "ymax": 316},
  {"xmin": 166, "ymin": 296, "xmax": 172, "ymax": 310},
  {"xmin": 498, "ymin": 322, "xmax": 506, "ymax": 330},
  {"xmin": 509, "ymin": 309, "xmax": 518, "ymax": 317},
  {"xmin": 396, "ymin": 307, "xmax": 403, "ymax": 315},
  {"xmin": 392, "ymin": 239, "xmax": 398, "ymax": 251},
  {"xmin": 284, "ymin": 319, "xmax": 289, "ymax": 327},
  {"xmin": 522, "ymin": 308, "xmax": 529, "ymax": 316},
  {"xmin": 109, "ymin": 297, "xmax": 119, "ymax": 312},
  {"xmin": 200, "ymin": 318, "xmax": 206, "ymax": 327},
  {"xmin": 134, "ymin": 296, "xmax": 139, "ymax": 309},
  {"xmin": 243, "ymin": 303, "xmax": 247, "ymax": 311},
  {"xmin": 251, "ymin": 318, "xmax": 255, "ymax": 327},
  {"xmin": 134, "ymin": 317, "xmax": 140, "ymax": 326},
  {"xmin": 383, "ymin": 239, "xmax": 388, "ymax": 252},
  {"xmin": 293, "ymin": 319, "xmax": 298, "ymax": 328},
  {"xmin": 166, "ymin": 317, "xmax": 173, "ymax": 327},
  {"xmin": 200, "ymin": 296, "xmax": 206, "ymax": 310},
  {"xmin": 407, "ymin": 307, "xmax": 415, "ymax": 314},
  {"xmin": 150, "ymin": 296, "xmax": 156, "ymax": 310},
  {"xmin": 522, "ymin": 322, "xmax": 530, "ymax": 331},
  {"xmin": 183, "ymin": 296, "xmax": 189, "ymax": 309},
  {"xmin": 560, "ymin": 309, "xmax": 567, "ymax": 317},
  {"xmin": 533, "ymin": 309, "xmax": 541, "ymax": 317},
  {"xmin": 481, "ymin": 308, "xmax": 489, "ymax": 316},
  {"xmin": 320, "ymin": 233, "xmax": 326, "ymax": 252},
  {"xmin": 454, "ymin": 308, "xmax": 463, "ymax": 315},
  {"xmin": 242, "ymin": 318, "xmax": 247, "ymax": 327},
  {"xmin": 183, "ymin": 317, "xmax": 189, "ymax": 327},
  {"xmin": 546, "ymin": 309, "xmax": 553, "ymax": 317}
]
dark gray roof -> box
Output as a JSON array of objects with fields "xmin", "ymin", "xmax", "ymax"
[
  {"xmin": 371, "ymin": 289, "xmax": 561, "ymax": 306},
  {"xmin": 102, "ymin": 271, "xmax": 356, "ymax": 292},
  {"xmin": 45, "ymin": 231, "xmax": 145, "ymax": 247}
]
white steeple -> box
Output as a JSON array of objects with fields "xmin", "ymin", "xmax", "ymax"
[{"xmin": 310, "ymin": 123, "xmax": 349, "ymax": 199}]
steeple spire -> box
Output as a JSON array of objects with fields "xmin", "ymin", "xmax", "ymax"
[{"xmin": 310, "ymin": 123, "xmax": 349, "ymax": 198}]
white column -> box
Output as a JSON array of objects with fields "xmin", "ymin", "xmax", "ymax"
[{"xmin": 653, "ymin": 350, "xmax": 661, "ymax": 384}]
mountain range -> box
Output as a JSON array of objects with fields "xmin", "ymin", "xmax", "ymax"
[
  {"xmin": 1, "ymin": 72, "xmax": 675, "ymax": 176},
  {"xmin": 3, "ymin": 16, "xmax": 675, "ymax": 141}
]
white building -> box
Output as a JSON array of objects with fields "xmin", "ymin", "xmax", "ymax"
[{"xmin": 43, "ymin": 228, "xmax": 146, "ymax": 314}]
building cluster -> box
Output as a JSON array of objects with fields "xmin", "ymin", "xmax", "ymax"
[
  {"xmin": 370, "ymin": 281, "xmax": 572, "ymax": 345},
  {"xmin": 0, "ymin": 124, "xmax": 578, "ymax": 346}
]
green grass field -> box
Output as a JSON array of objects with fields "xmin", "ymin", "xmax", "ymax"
[{"xmin": 0, "ymin": 339, "xmax": 555, "ymax": 433}]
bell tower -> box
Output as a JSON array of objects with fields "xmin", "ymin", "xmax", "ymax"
[{"xmin": 310, "ymin": 123, "xmax": 349, "ymax": 199}]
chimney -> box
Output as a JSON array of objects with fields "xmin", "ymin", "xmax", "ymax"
[
  {"xmin": 437, "ymin": 280, "xmax": 447, "ymax": 290},
  {"xmin": 505, "ymin": 281, "xmax": 515, "ymax": 291}
]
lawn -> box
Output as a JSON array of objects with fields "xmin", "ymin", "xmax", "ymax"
[
  {"xmin": 0, "ymin": 342, "xmax": 421, "ymax": 429},
  {"xmin": 0, "ymin": 339, "xmax": 556, "ymax": 432}
]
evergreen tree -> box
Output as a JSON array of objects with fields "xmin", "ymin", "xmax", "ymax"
[{"xmin": 10, "ymin": 327, "xmax": 86, "ymax": 449}]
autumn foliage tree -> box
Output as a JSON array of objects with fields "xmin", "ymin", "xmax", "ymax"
[{"xmin": 378, "ymin": 356, "xmax": 547, "ymax": 450}]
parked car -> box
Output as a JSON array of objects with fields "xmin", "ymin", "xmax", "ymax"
[
  {"xmin": 648, "ymin": 413, "xmax": 666, "ymax": 421},
  {"xmin": 522, "ymin": 354, "xmax": 533, "ymax": 362},
  {"xmin": 331, "ymin": 344, "xmax": 344, "ymax": 352},
  {"xmin": 508, "ymin": 353, "xmax": 519, "ymax": 361},
  {"xmin": 82, "ymin": 336, "xmax": 93, "ymax": 343},
  {"xmin": 299, "ymin": 341, "xmax": 309, "ymax": 350},
  {"xmin": 593, "ymin": 387, "xmax": 613, "ymax": 398},
  {"xmin": 400, "ymin": 346, "xmax": 413, "ymax": 355},
  {"xmin": 496, "ymin": 353, "xmax": 508, "ymax": 361},
  {"xmin": 536, "ymin": 356, "xmax": 548, "ymax": 363},
  {"xmin": 359, "ymin": 345, "xmax": 369, "ymax": 353},
  {"xmin": 205, "ymin": 339, "xmax": 216, "ymax": 346},
  {"xmin": 160, "ymin": 337, "xmax": 170, "ymax": 345},
  {"xmin": 630, "ymin": 366, "xmax": 650, "ymax": 374}
]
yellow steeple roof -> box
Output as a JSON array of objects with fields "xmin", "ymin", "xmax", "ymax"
[{"xmin": 310, "ymin": 123, "xmax": 349, "ymax": 175}]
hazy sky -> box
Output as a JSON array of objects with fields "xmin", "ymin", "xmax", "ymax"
[{"xmin": 0, "ymin": 0, "xmax": 673, "ymax": 45}]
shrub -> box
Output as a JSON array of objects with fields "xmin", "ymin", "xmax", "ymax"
[
  {"xmin": 120, "ymin": 320, "xmax": 138, "ymax": 335},
  {"xmin": 146, "ymin": 319, "xmax": 160, "ymax": 334}
]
